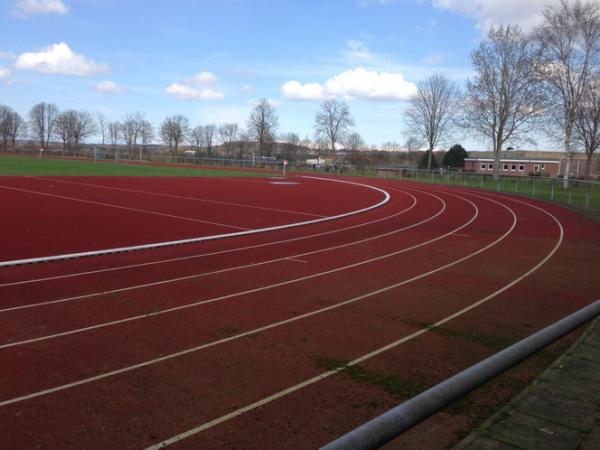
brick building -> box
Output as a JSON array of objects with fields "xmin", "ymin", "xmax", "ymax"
[{"xmin": 464, "ymin": 158, "xmax": 560, "ymax": 177}]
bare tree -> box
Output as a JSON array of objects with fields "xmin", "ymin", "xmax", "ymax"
[
  {"xmin": 247, "ymin": 99, "xmax": 278, "ymax": 156},
  {"xmin": 70, "ymin": 111, "xmax": 96, "ymax": 155},
  {"xmin": 96, "ymin": 113, "xmax": 108, "ymax": 146},
  {"xmin": 574, "ymin": 75, "xmax": 600, "ymax": 177},
  {"xmin": 282, "ymin": 132, "xmax": 300, "ymax": 161},
  {"xmin": 203, "ymin": 124, "xmax": 216, "ymax": 157},
  {"xmin": 536, "ymin": 0, "xmax": 600, "ymax": 186},
  {"xmin": 29, "ymin": 102, "xmax": 59, "ymax": 151},
  {"xmin": 108, "ymin": 121, "xmax": 121, "ymax": 157},
  {"xmin": 160, "ymin": 115, "xmax": 189, "ymax": 156},
  {"xmin": 346, "ymin": 132, "xmax": 365, "ymax": 151},
  {"xmin": 54, "ymin": 111, "xmax": 75, "ymax": 154},
  {"xmin": 0, "ymin": 106, "xmax": 25, "ymax": 149},
  {"xmin": 314, "ymin": 99, "xmax": 354, "ymax": 162},
  {"xmin": 405, "ymin": 73, "xmax": 461, "ymax": 173},
  {"xmin": 190, "ymin": 125, "xmax": 204, "ymax": 153},
  {"xmin": 139, "ymin": 120, "xmax": 154, "ymax": 159},
  {"xmin": 122, "ymin": 112, "xmax": 145, "ymax": 158},
  {"xmin": 464, "ymin": 25, "xmax": 544, "ymax": 180},
  {"xmin": 0, "ymin": 104, "xmax": 11, "ymax": 149},
  {"xmin": 6, "ymin": 111, "xmax": 26, "ymax": 148},
  {"xmin": 218, "ymin": 123, "xmax": 239, "ymax": 157}
]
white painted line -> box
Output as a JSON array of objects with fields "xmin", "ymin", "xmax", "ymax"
[
  {"xmin": 0, "ymin": 187, "xmax": 415, "ymax": 288},
  {"xmin": 286, "ymin": 258, "xmax": 308, "ymax": 263},
  {"xmin": 31, "ymin": 176, "xmax": 326, "ymax": 218},
  {"xmin": 0, "ymin": 177, "xmax": 390, "ymax": 267},
  {"xmin": 0, "ymin": 190, "xmax": 482, "ymax": 405},
  {"xmin": 145, "ymin": 193, "xmax": 564, "ymax": 449},
  {"xmin": 0, "ymin": 184, "xmax": 249, "ymax": 231},
  {"xmin": 0, "ymin": 189, "xmax": 424, "ymax": 310},
  {"xmin": 0, "ymin": 190, "xmax": 450, "ymax": 346}
]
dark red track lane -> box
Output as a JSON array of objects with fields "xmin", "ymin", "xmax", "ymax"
[{"xmin": 0, "ymin": 178, "xmax": 598, "ymax": 450}]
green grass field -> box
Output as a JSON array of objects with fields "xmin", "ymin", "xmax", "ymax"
[{"xmin": 0, "ymin": 155, "xmax": 271, "ymax": 177}]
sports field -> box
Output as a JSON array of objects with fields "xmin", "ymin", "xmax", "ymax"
[{"xmin": 1, "ymin": 157, "xmax": 599, "ymax": 449}]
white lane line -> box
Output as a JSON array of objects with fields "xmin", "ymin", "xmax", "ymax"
[
  {"xmin": 0, "ymin": 191, "xmax": 449, "ymax": 346},
  {"xmin": 31, "ymin": 176, "xmax": 327, "ymax": 219},
  {"xmin": 0, "ymin": 191, "xmax": 481, "ymax": 406},
  {"xmin": 0, "ymin": 176, "xmax": 390, "ymax": 267},
  {"xmin": 0, "ymin": 189, "xmax": 425, "ymax": 312},
  {"xmin": 145, "ymin": 191, "xmax": 565, "ymax": 449},
  {"xmin": 0, "ymin": 189, "xmax": 415, "ymax": 287},
  {"xmin": 0, "ymin": 184, "xmax": 249, "ymax": 231},
  {"xmin": 286, "ymin": 258, "xmax": 308, "ymax": 264}
]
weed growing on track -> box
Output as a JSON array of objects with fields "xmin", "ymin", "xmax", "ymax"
[{"xmin": 316, "ymin": 357, "xmax": 428, "ymax": 399}]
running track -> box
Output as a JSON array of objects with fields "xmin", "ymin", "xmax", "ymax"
[{"xmin": 0, "ymin": 174, "xmax": 599, "ymax": 449}]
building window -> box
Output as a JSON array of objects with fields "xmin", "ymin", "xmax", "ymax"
[
  {"xmin": 511, "ymin": 164, "xmax": 516, "ymax": 171},
  {"xmin": 534, "ymin": 164, "xmax": 540, "ymax": 172},
  {"xmin": 488, "ymin": 163, "xmax": 493, "ymax": 170},
  {"xmin": 481, "ymin": 163, "xmax": 486, "ymax": 170},
  {"xmin": 541, "ymin": 163, "xmax": 545, "ymax": 170},
  {"xmin": 503, "ymin": 163, "xmax": 509, "ymax": 171},
  {"xmin": 519, "ymin": 164, "xmax": 525, "ymax": 171}
]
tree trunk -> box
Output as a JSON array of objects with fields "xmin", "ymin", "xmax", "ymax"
[
  {"xmin": 426, "ymin": 147, "xmax": 433, "ymax": 173},
  {"xmin": 563, "ymin": 120, "xmax": 573, "ymax": 188},
  {"xmin": 493, "ymin": 137, "xmax": 503, "ymax": 182},
  {"xmin": 585, "ymin": 152, "xmax": 593, "ymax": 179}
]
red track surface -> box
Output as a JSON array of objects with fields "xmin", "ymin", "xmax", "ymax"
[{"xmin": 0, "ymin": 174, "xmax": 599, "ymax": 449}]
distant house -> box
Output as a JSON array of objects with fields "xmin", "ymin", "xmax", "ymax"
[{"xmin": 464, "ymin": 158, "xmax": 560, "ymax": 177}]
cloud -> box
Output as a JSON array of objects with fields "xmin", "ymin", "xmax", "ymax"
[
  {"xmin": 240, "ymin": 84, "xmax": 252, "ymax": 93},
  {"xmin": 281, "ymin": 81, "xmax": 325, "ymax": 100},
  {"xmin": 166, "ymin": 83, "xmax": 224, "ymax": 100},
  {"xmin": 0, "ymin": 67, "xmax": 10, "ymax": 79},
  {"xmin": 0, "ymin": 51, "xmax": 16, "ymax": 60},
  {"xmin": 431, "ymin": 0, "xmax": 559, "ymax": 31},
  {"xmin": 422, "ymin": 53, "xmax": 444, "ymax": 65},
  {"xmin": 14, "ymin": 0, "xmax": 69, "ymax": 15},
  {"xmin": 282, "ymin": 67, "xmax": 417, "ymax": 101},
  {"xmin": 189, "ymin": 71, "xmax": 218, "ymax": 84},
  {"xmin": 95, "ymin": 80, "xmax": 124, "ymax": 94},
  {"xmin": 346, "ymin": 40, "xmax": 372, "ymax": 59},
  {"xmin": 165, "ymin": 71, "xmax": 225, "ymax": 100},
  {"xmin": 15, "ymin": 42, "xmax": 109, "ymax": 76}
]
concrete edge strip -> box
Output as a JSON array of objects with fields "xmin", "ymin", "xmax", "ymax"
[{"xmin": 0, "ymin": 176, "xmax": 390, "ymax": 268}]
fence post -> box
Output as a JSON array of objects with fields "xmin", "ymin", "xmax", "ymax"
[
  {"xmin": 532, "ymin": 177, "xmax": 536, "ymax": 196},
  {"xmin": 515, "ymin": 176, "xmax": 518, "ymax": 193},
  {"xmin": 463, "ymin": 173, "xmax": 467, "ymax": 186},
  {"xmin": 480, "ymin": 175, "xmax": 484, "ymax": 188},
  {"xmin": 551, "ymin": 179, "xmax": 555, "ymax": 201},
  {"xmin": 496, "ymin": 176, "xmax": 500, "ymax": 192},
  {"xmin": 585, "ymin": 182, "xmax": 590, "ymax": 208}
]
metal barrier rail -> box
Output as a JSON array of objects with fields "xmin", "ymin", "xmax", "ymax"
[{"xmin": 321, "ymin": 299, "xmax": 600, "ymax": 450}]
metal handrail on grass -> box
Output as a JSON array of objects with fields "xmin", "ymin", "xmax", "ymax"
[{"xmin": 320, "ymin": 299, "xmax": 600, "ymax": 450}]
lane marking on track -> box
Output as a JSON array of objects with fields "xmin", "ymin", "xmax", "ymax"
[
  {"xmin": 286, "ymin": 258, "xmax": 307, "ymax": 263},
  {"xmin": 31, "ymin": 176, "xmax": 326, "ymax": 219},
  {"xmin": 0, "ymin": 189, "xmax": 482, "ymax": 405},
  {"xmin": 0, "ymin": 188, "xmax": 427, "ymax": 313},
  {"xmin": 0, "ymin": 184, "xmax": 249, "ymax": 231},
  {"xmin": 0, "ymin": 176, "xmax": 390, "ymax": 267},
  {"xmin": 0, "ymin": 189, "xmax": 416, "ymax": 287},
  {"xmin": 145, "ymin": 188, "xmax": 565, "ymax": 450},
  {"xmin": 0, "ymin": 189, "xmax": 448, "ymax": 344}
]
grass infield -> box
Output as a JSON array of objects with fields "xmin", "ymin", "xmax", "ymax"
[{"xmin": 0, "ymin": 155, "xmax": 271, "ymax": 177}]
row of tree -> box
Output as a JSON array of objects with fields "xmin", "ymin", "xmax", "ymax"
[
  {"xmin": 405, "ymin": 0, "xmax": 600, "ymax": 182},
  {"xmin": 0, "ymin": 97, "xmax": 368, "ymax": 163}
]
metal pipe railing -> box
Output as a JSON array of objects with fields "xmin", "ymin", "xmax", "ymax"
[{"xmin": 321, "ymin": 299, "xmax": 600, "ymax": 450}]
